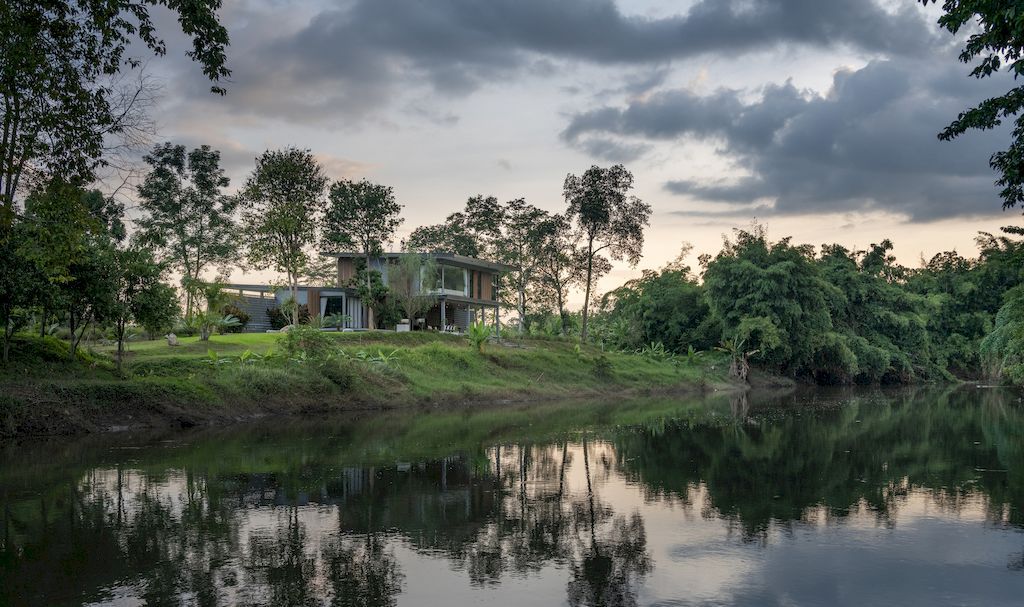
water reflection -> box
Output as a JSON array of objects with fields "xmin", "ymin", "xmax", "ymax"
[{"xmin": 1, "ymin": 387, "xmax": 1023, "ymax": 606}]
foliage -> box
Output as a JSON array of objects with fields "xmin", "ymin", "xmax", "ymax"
[
  {"xmin": 221, "ymin": 304, "xmax": 250, "ymax": 333},
  {"xmin": 268, "ymin": 304, "xmax": 310, "ymax": 330},
  {"xmin": 241, "ymin": 148, "xmax": 328, "ymax": 326},
  {"xmin": 277, "ymin": 324, "xmax": 337, "ymax": 360},
  {"xmin": 467, "ymin": 321, "xmax": 491, "ymax": 353},
  {"xmin": 980, "ymin": 285, "xmax": 1024, "ymax": 383},
  {"xmin": 598, "ymin": 251, "xmax": 715, "ymax": 355},
  {"xmin": 322, "ymin": 178, "xmax": 403, "ymax": 329},
  {"xmin": 388, "ymin": 252, "xmax": 438, "ymax": 322},
  {"xmin": 563, "ymin": 165, "xmax": 652, "ymax": 342},
  {"xmin": 922, "ymin": 0, "xmax": 1024, "ymax": 210},
  {"xmin": 0, "ymin": 0, "xmax": 230, "ymax": 229},
  {"xmin": 592, "ymin": 354, "xmax": 614, "ymax": 380},
  {"xmin": 323, "ymin": 179, "xmax": 403, "ymax": 259},
  {"xmin": 323, "ymin": 313, "xmax": 352, "ymax": 331},
  {"xmin": 108, "ymin": 246, "xmax": 168, "ymax": 371},
  {"xmin": 136, "ymin": 143, "xmax": 238, "ymax": 316},
  {"xmin": 702, "ymin": 226, "xmax": 833, "ymax": 375},
  {"xmin": 404, "ymin": 195, "xmax": 502, "ymax": 257}
]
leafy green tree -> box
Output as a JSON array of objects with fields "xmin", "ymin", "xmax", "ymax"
[
  {"xmin": 563, "ymin": 165, "xmax": 651, "ymax": 342},
  {"xmin": 323, "ymin": 179, "xmax": 403, "ymax": 329},
  {"xmin": 490, "ymin": 198, "xmax": 554, "ymax": 333},
  {"xmin": 599, "ymin": 253, "xmax": 715, "ymax": 355},
  {"xmin": 980, "ymin": 285, "xmax": 1024, "ymax": 383},
  {"xmin": 133, "ymin": 281, "xmax": 180, "ymax": 340},
  {"xmin": 535, "ymin": 214, "xmax": 588, "ymax": 335},
  {"xmin": 0, "ymin": 0, "xmax": 230, "ymax": 230},
  {"xmin": 109, "ymin": 247, "xmax": 167, "ymax": 372},
  {"xmin": 387, "ymin": 252, "xmax": 437, "ymax": 324},
  {"xmin": 405, "ymin": 220, "xmax": 481, "ymax": 257},
  {"xmin": 922, "ymin": 0, "xmax": 1024, "ymax": 211},
  {"xmin": 0, "ymin": 232, "xmax": 45, "ymax": 362},
  {"xmin": 241, "ymin": 148, "xmax": 328, "ymax": 326},
  {"xmin": 702, "ymin": 226, "xmax": 834, "ymax": 376},
  {"xmin": 405, "ymin": 195, "xmax": 504, "ymax": 258},
  {"xmin": 136, "ymin": 143, "xmax": 239, "ymax": 316}
]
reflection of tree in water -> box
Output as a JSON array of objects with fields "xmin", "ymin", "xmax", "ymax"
[
  {"xmin": 245, "ymin": 507, "xmax": 320, "ymax": 606},
  {"xmin": 4, "ymin": 387, "xmax": 1023, "ymax": 604},
  {"xmin": 566, "ymin": 440, "xmax": 652, "ymax": 607},
  {"xmin": 612, "ymin": 387, "xmax": 1024, "ymax": 539},
  {"xmin": 323, "ymin": 533, "xmax": 403, "ymax": 607}
]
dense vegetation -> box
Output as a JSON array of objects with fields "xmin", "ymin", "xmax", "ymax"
[{"xmin": 593, "ymin": 225, "xmax": 1024, "ymax": 385}]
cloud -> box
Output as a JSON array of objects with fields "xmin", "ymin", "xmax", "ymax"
[
  {"xmin": 181, "ymin": 0, "xmax": 939, "ymax": 124},
  {"xmin": 562, "ymin": 56, "xmax": 1015, "ymax": 221}
]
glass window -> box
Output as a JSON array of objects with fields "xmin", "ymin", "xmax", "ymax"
[
  {"xmin": 442, "ymin": 267, "xmax": 467, "ymax": 293},
  {"xmin": 324, "ymin": 297, "xmax": 346, "ymax": 317}
]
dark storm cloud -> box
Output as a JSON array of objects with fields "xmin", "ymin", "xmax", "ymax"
[
  {"xmin": 211, "ymin": 0, "xmax": 938, "ymax": 121},
  {"xmin": 562, "ymin": 57, "xmax": 1014, "ymax": 221}
]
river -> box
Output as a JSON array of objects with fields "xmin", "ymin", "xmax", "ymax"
[{"xmin": 1, "ymin": 387, "xmax": 1022, "ymax": 606}]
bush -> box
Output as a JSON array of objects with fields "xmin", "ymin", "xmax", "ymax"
[
  {"xmin": 277, "ymin": 324, "xmax": 336, "ymax": 359},
  {"xmin": 268, "ymin": 304, "xmax": 309, "ymax": 329},
  {"xmin": 221, "ymin": 304, "xmax": 250, "ymax": 333},
  {"xmin": 592, "ymin": 354, "xmax": 614, "ymax": 380}
]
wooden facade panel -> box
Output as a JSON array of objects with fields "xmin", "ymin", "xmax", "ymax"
[
  {"xmin": 338, "ymin": 259, "xmax": 356, "ymax": 284},
  {"xmin": 480, "ymin": 271, "xmax": 493, "ymax": 300}
]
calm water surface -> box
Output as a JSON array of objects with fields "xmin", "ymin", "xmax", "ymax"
[{"xmin": 2, "ymin": 387, "xmax": 1023, "ymax": 606}]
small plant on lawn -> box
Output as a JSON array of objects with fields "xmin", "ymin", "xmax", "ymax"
[
  {"xmin": 277, "ymin": 324, "xmax": 337, "ymax": 360},
  {"xmin": 468, "ymin": 322, "xmax": 491, "ymax": 353},
  {"xmin": 592, "ymin": 354, "xmax": 614, "ymax": 380},
  {"xmin": 636, "ymin": 341, "xmax": 675, "ymax": 363}
]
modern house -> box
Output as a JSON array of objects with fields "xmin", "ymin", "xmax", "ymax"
[{"xmin": 223, "ymin": 252, "xmax": 511, "ymax": 333}]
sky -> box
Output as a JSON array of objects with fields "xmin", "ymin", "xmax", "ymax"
[{"xmin": 135, "ymin": 0, "xmax": 1023, "ymax": 298}]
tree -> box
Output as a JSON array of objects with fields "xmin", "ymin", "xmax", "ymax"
[
  {"xmin": 922, "ymin": 0, "xmax": 1024, "ymax": 211},
  {"xmin": 535, "ymin": 215, "xmax": 594, "ymax": 335},
  {"xmin": 0, "ymin": 1, "xmax": 230, "ymax": 231},
  {"xmin": 387, "ymin": 252, "xmax": 438, "ymax": 324},
  {"xmin": 563, "ymin": 165, "xmax": 651, "ymax": 342},
  {"xmin": 132, "ymin": 281, "xmax": 180, "ymax": 340},
  {"xmin": 136, "ymin": 143, "xmax": 239, "ymax": 316},
  {"xmin": 405, "ymin": 194, "xmax": 505, "ymax": 258},
  {"xmin": 491, "ymin": 199, "xmax": 554, "ymax": 333},
  {"xmin": 241, "ymin": 148, "xmax": 328, "ymax": 326},
  {"xmin": 405, "ymin": 220, "xmax": 481, "ymax": 257},
  {"xmin": 109, "ymin": 247, "xmax": 167, "ymax": 372},
  {"xmin": 322, "ymin": 179, "xmax": 403, "ymax": 329}
]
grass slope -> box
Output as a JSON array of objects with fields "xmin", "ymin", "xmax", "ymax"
[{"xmin": 0, "ymin": 332, "xmax": 735, "ymax": 436}]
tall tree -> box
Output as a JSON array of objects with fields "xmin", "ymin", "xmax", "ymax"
[
  {"xmin": 0, "ymin": 1, "xmax": 230, "ymax": 231},
  {"xmin": 563, "ymin": 165, "xmax": 651, "ymax": 342},
  {"xmin": 136, "ymin": 143, "xmax": 238, "ymax": 317},
  {"xmin": 405, "ymin": 195, "xmax": 504, "ymax": 258},
  {"xmin": 241, "ymin": 148, "xmax": 328, "ymax": 326},
  {"xmin": 535, "ymin": 214, "xmax": 595, "ymax": 335},
  {"xmin": 922, "ymin": 0, "xmax": 1024, "ymax": 211},
  {"xmin": 491, "ymin": 199, "xmax": 553, "ymax": 333},
  {"xmin": 322, "ymin": 179, "xmax": 403, "ymax": 329}
]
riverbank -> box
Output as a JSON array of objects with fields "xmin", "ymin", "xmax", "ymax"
[{"xmin": 0, "ymin": 332, "xmax": 739, "ymax": 437}]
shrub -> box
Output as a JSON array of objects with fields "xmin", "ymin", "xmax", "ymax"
[
  {"xmin": 222, "ymin": 304, "xmax": 250, "ymax": 333},
  {"xmin": 268, "ymin": 304, "xmax": 310, "ymax": 329},
  {"xmin": 592, "ymin": 354, "xmax": 613, "ymax": 380},
  {"xmin": 277, "ymin": 324, "xmax": 336, "ymax": 359},
  {"xmin": 467, "ymin": 321, "xmax": 491, "ymax": 353}
]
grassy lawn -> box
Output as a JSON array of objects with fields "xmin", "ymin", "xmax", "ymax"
[{"xmin": 0, "ymin": 331, "xmax": 734, "ymax": 436}]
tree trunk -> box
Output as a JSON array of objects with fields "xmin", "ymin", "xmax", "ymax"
[
  {"xmin": 517, "ymin": 285, "xmax": 525, "ymax": 333},
  {"xmin": 581, "ymin": 240, "xmax": 594, "ymax": 343},
  {"xmin": 116, "ymin": 321, "xmax": 125, "ymax": 374},
  {"xmin": 365, "ymin": 251, "xmax": 375, "ymax": 330},
  {"xmin": 289, "ymin": 270, "xmax": 299, "ymax": 327}
]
